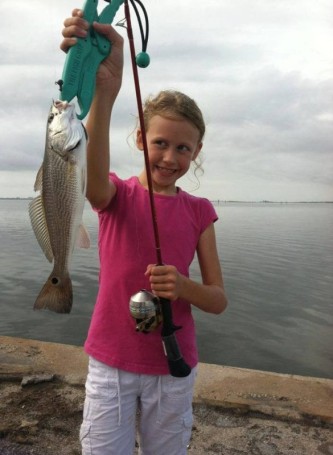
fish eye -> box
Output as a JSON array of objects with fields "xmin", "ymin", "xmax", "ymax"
[{"xmin": 68, "ymin": 140, "xmax": 81, "ymax": 152}]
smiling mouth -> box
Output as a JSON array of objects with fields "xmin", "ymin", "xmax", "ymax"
[{"xmin": 155, "ymin": 165, "xmax": 177, "ymax": 174}]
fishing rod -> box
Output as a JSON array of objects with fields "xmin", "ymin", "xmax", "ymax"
[{"xmin": 124, "ymin": 0, "xmax": 191, "ymax": 378}]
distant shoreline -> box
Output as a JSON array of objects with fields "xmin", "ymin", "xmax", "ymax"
[
  {"xmin": 1, "ymin": 197, "xmax": 332, "ymax": 204},
  {"xmin": 211, "ymin": 200, "xmax": 333, "ymax": 204}
]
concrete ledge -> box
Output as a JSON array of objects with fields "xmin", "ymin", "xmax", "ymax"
[
  {"xmin": 1, "ymin": 336, "xmax": 332, "ymax": 425},
  {"xmin": 194, "ymin": 363, "xmax": 333, "ymax": 425},
  {"xmin": 0, "ymin": 336, "xmax": 87, "ymax": 386}
]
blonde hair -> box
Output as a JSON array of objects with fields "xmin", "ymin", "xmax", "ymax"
[{"xmin": 142, "ymin": 90, "xmax": 205, "ymax": 182}]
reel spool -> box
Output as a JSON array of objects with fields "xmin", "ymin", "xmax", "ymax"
[{"xmin": 129, "ymin": 289, "xmax": 162, "ymax": 333}]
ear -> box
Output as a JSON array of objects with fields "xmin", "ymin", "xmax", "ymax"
[
  {"xmin": 192, "ymin": 142, "xmax": 203, "ymax": 161},
  {"xmin": 136, "ymin": 129, "xmax": 144, "ymax": 150}
]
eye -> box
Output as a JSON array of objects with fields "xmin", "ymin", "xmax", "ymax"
[
  {"xmin": 177, "ymin": 144, "xmax": 191, "ymax": 154},
  {"xmin": 154, "ymin": 140, "xmax": 167, "ymax": 148},
  {"xmin": 48, "ymin": 113, "xmax": 55, "ymax": 123},
  {"xmin": 68, "ymin": 140, "xmax": 81, "ymax": 152}
]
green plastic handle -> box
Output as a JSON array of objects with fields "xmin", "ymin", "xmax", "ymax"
[{"xmin": 59, "ymin": 0, "xmax": 124, "ymax": 119}]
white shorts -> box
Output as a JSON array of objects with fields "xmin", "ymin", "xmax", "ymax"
[{"xmin": 80, "ymin": 357, "xmax": 197, "ymax": 455}]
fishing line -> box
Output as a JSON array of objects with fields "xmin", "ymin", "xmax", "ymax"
[{"xmin": 129, "ymin": 0, "xmax": 149, "ymax": 54}]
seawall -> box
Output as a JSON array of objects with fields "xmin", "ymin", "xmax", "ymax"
[{"xmin": 0, "ymin": 336, "xmax": 332, "ymax": 454}]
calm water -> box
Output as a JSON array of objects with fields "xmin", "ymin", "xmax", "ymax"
[{"xmin": 0, "ymin": 199, "xmax": 332, "ymax": 379}]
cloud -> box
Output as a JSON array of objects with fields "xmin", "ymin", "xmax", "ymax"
[{"xmin": 0, "ymin": 0, "xmax": 332, "ymax": 201}]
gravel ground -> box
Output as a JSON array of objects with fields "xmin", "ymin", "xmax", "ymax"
[{"xmin": 0, "ymin": 380, "xmax": 332, "ymax": 455}]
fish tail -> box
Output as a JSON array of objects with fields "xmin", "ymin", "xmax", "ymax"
[{"xmin": 34, "ymin": 272, "xmax": 73, "ymax": 314}]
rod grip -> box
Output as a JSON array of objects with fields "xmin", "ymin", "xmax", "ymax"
[
  {"xmin": 160, "ymin": 298, "xmax": 191, "ymax": 378},
  {"xmin": 162, "ymin": 333, "xmax": 191, "ymax": 377}
]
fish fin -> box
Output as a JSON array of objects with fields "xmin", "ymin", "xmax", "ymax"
[
  {"xmin": 76, "ymin": 224, "xmax": 90, "ymax": 249},
  {"xmin": 34, "ymin": 166, "xmax": 43, "ymax": 192},
  {"xmin": 29, "ymin": 196, "xmax": 53, "ymax": 262},
  {"xmin": 34, "ymin": 272, "xmax": 72, "ymax": 314}
]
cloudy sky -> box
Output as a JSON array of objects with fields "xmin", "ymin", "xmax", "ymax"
[{"xmin": 0, "ymin": 0, "xmax": 332, "ymax": 201}]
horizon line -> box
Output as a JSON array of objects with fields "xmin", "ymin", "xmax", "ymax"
[{"xmin": 1, "ymin": 197, "xmax": 332, "ymax": 204}]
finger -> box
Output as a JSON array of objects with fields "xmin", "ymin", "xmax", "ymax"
[
  {"xmin": 150, "ymin": 278, "xmax": 166, "ymax": 287},
  {"xmin": 72, "ymin": 8, "xmax": 84, "ymax": 18},
  {"xmin": 60, "ymin": 18, "xmax": 89, "ymax": 53},
  {"xmin": 62, "ymin": 14, "xmax": 89, "ymax": 33},
  {"xmin": 62, "ymin": 24, "xmax": 88, "ymax": 39},
  {"xmin": 60, "ymin": 37, "xmax": 78, "ymax": 53},
  {"xmin": 63, "ymin": 12, "xmax": 87, "ymax": 27},
  {"xmin": 150, "ymin": 265, "xmax": 168, "ymax": 276},
  {"xmin": 144, "ymin": 264, "xmax": 155, "ymax": 276},
  {"xmin": 150, "ymin": 274, "xmax": 173, "ymax": 287},
  {"xmin": 152, "ymin": 282, "xmax": 173, "ymax": 291}
]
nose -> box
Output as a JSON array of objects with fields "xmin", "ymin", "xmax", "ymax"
[{"xmin": 162, "ymin": 147, "xmax": 177, "ymax": 164}]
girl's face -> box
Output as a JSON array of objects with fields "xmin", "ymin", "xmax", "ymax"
[{"xmin": 137, "ymin": 115, "xmax": 202, "ymax": 195}]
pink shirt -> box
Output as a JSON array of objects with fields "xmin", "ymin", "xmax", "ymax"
[{"xmin": 84, "ymin": 173, "xmax": 218, "ymax": 375}]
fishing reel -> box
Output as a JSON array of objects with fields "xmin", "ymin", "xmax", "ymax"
[{"xmin": 129, "ymin": 289, "xmax": 162, "ymax": 333}]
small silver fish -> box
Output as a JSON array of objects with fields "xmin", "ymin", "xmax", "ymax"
[{"xmin": 29, "ymin": 100, "xmax": 90, "ymax": 313}]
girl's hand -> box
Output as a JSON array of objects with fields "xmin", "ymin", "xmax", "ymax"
[
  {"xmin": 60, "ymin": 9, "xmax": 89, "ymax": 51},
  {"xmin": 145, "ymin": 265, "xmax": 184, "ymax": 301},
  {"xmin": 60, "ymin": 9, "xmax": 124, "ymax": 93}
]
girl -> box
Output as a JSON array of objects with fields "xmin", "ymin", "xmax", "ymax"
[{"xmin": 61, "ymin": 9, "xmax": 228, "ymax": 455}]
